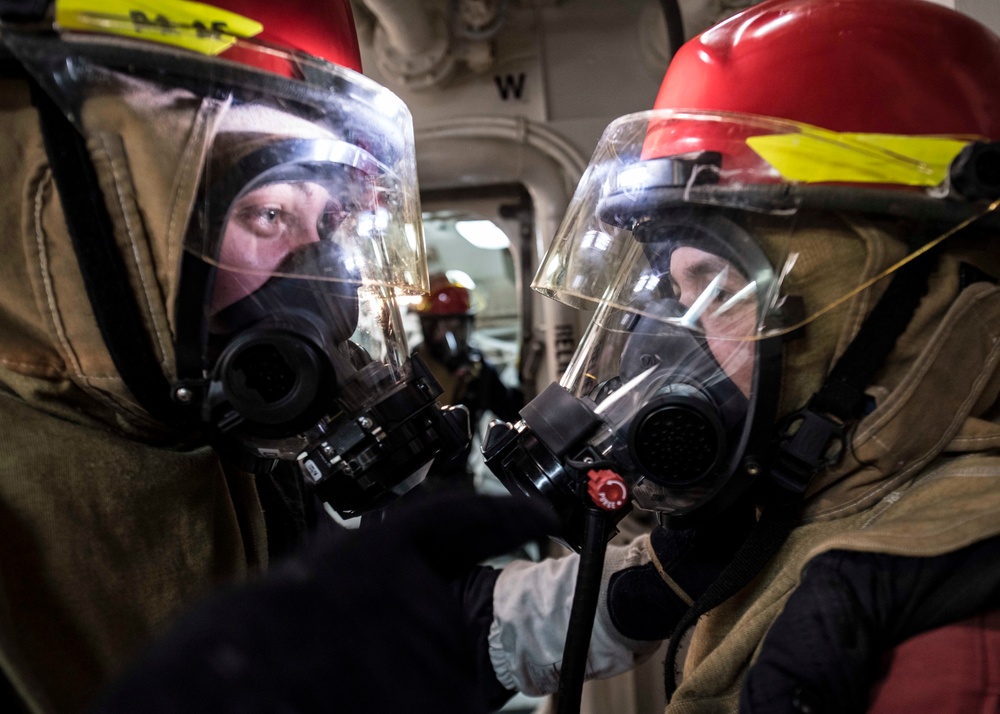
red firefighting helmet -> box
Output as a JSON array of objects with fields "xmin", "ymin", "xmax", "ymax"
[
  {"xmin": 415, "ymin": 274, "xmax": 481, "ymax": 316},
  {"xmin": 45, "ymin": 0, "xmax": 361, "ymax": 78},
  {"xmin": 643, "ymin": 0, "xmax": 1000, "ymax": 167},
  {"xmin": 536, "ymin": 0, "xmax": 1000, "ymax": 348},
  {"xmin": 206, "ymin": 0, "xmax": 362, "ymax": 75}
]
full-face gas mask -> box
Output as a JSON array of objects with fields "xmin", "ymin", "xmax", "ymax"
[
  {"xmin": 483, "ymin": 207, "xmax": 783, "ymax": 541},
  {"xmin": 176, "ymin": 129, "xmax": 469, "ymax": 516},
  {"xmin": 483, "ymin": 109, "xmax": 1000, "ymax": 545},
  {"xmin": 420, "ymin": 314, "xmax": 474, "ymax": 370},
  {"xmin": 6, "ymin": 15, "xmax": 468, "ymax": 517}
]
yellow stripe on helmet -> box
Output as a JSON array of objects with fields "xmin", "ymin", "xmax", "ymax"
[{"xmin": 747, "ymin": 127, "xmax": 974, "ymax": 186}]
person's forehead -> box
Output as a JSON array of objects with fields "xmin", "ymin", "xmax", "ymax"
[
  {"xmin": 237, "ymin": 181, "xmax": 325, "ymax": 199},
  {"xmin": 670, "ymin": 245, "xmax": 734, "ymax": 276}
]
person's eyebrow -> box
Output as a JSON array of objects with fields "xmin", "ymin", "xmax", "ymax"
[
  {"xmin": 238, "ymin": 182, "xmax": 320, "ymax": 203},
  {"xmin": 292, "ymin": 182, "xmax": 318, "ymax": 199},
  {"xmin": 679, "ymin": 254, "xmax": 732, "ymax": 281}
]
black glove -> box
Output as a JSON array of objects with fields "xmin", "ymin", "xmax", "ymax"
[
  {"xmin": 607, "ymin": 505, "xmax": 757, "ymax": 641},
  {"xmin": 740, "ymin": 535, "xmax": 1000, "ymax": 714},
  {"xmin": 92, "ymin": 492, "xmax": 557, "ymax": 714}
]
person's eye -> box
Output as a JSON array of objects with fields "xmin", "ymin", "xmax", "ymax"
[
  {"xmin": 715, "ymin": 288, "xmax": 735, "ymax": 303},
  {"xmin": 237, "ymin": 205, "xmax": 288, "ymax": 239},
  {"xmin": 717, "ymin": 276, "xmax": 752, "ymax": 305}
]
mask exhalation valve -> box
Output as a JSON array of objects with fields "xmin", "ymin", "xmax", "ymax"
[{"xmin": 629, "ymin": 393, "xmax": 724, "ymax": 486}]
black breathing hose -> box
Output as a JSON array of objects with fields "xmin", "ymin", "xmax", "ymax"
[{"xmin": 556, "ymin": 507, "xmax": 611, "ymax": 714}]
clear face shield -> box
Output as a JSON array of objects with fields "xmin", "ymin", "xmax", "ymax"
[
  {"xmin": 483, "ymin": 109, "xmax": 1000, "ymax": 543},
  {"xmin": 556, "ymin": 211, "xmax": 780, "ymax": 517},
  {"xmin": 6, "ymin": 24, "xmax": 469, "ymax": 516}
]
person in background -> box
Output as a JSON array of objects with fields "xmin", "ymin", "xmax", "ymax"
[{"xmin": 412, "ymin": 272, "xmax": 524, "ymax": 485}]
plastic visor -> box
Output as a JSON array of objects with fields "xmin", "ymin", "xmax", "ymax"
[
  {"xmin": 554, "ymin": 212, "xmax": 777, "ymax": 514},
  {"xmin": 199, "ymin": 130, "xmax": 417, "ymax": 374},
  {"xmin": 534, "ymin": 109, "xmax": 1000, "ymax": 342},
  {"xmin": 3, "ymin": 26, "xmax": 425, "ymax": 291},
  {"xmin": 4, "ymin": 27, "xmax": 426, "ymax": 374}
]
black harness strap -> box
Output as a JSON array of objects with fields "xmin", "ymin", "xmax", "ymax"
[
  {"xmin": 662, "ymin": 497, "xmax": 800, "ymax": 698},
  {"xmin": 662, "ymin": 249, "xmax": 938, "ymax": 701},
  {"xmin": 27, "ymin": 74, "xmax": 180, "ymax": 423}
]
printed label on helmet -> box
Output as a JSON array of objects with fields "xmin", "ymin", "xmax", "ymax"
[{"xmin": 56, "ymin": 0, "xmax": 263, "ymax": 56}]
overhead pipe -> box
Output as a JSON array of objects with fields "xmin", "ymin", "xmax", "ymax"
[
  {"xmin": 418, "ymin": 116, "xmax": 589, "ymax": 196},
  {"xmin": 640, "ymin": 0, "xmax": 724, "ymax": 77},
  {"xmin": 660, "ymin": 0, "xmax": 686, "ymax": 58},
  {"xmin": 360, "ymin": 0, "xmax": 455, "ymax": 88}
]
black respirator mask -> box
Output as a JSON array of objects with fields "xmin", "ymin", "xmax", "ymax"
[
  {"xmin": 196, "ymin": 245, "xmax": 466, "ymax": 516},
  {"xmin": 173, "ymin": 134, "xmax": 468, "ymax": 518},
  {"xmin": 2, "ymin": 22, "xmax": 465, "ymax": 518},
  {"xmin": 420, "ymin": 314, "xmax": 474, "ymax": 370},
  {"xmin": 483, "ymin": 211, "xmax": 782, "ymax": 545}
]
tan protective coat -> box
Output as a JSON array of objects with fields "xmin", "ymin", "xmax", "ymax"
[
  {"xmin": 0, "ymin": 72, "xmax": 268, "ymax": 714},
  {"xmin": 666, "ymin": 217, "xmax": 1000, "ymax": 712}
]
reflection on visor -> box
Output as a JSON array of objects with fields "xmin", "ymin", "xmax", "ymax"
[
  {"xmin": 665, "ymin": 246, "xmax": 758, "ymax": 396},
  {"xmin": 669, "ymin": 248, "xmax": 756, "ymax": 325},
  {"xmin": 570, "ymin": 214, "xmax": 767, "ymax": 403}
]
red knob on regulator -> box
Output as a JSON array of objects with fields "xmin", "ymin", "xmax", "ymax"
[{"xmin": 587, "ymin": 469, "xmax": 629, "ymax": 511}]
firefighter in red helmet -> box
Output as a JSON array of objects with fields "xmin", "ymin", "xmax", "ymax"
[
  {"xmin": 474, "ymin": 1, "xmax": 1000, "ymax": 712},
  {"xmin": 414, "ymin": 274, "xmax": 482, "ymax": 373},
  {"xmin": 411, "ymin": 273, "xmax": 524, "ymax": 486},
  {"xmin": 0, "ymin": 2, "xmax": 546, "ymax": 712}
]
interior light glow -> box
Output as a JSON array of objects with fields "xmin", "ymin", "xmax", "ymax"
[
  {"xmin": 445, "ymin": 269, "xmax": 476, "ymax": 289},
  {"xmin": 455, "ymin": 220, "xmax": 511, "ymax": 249}
]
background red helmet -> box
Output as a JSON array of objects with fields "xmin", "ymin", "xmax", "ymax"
[
  {"xmin": 644, "ymin": 0, "xmax": 1000, "ymax": 161},
  {"xmin": 415, "ymin": 274, "xmax": 480, "ymax": 317}
]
